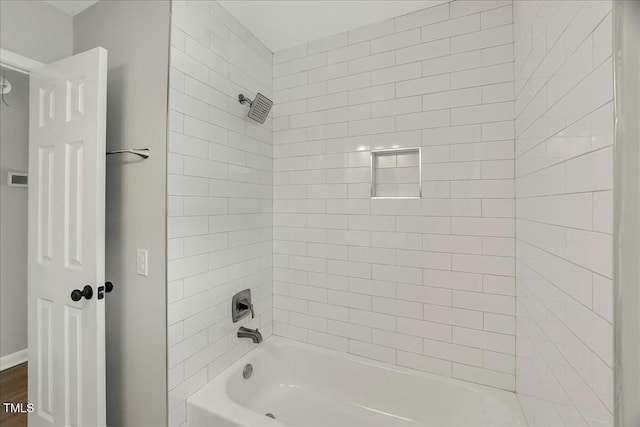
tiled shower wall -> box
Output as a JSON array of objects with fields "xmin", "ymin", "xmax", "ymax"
[
  {"xmin": 512, "ymin": 1, "xmax": 614, "ymax": 425},
  {"xmin": 166, "ymin": 2, "xmax": 273, "ymax": 425},
  {"xmin": 272, "ymin": 0, "xmax": 518, "ymax": 391}
]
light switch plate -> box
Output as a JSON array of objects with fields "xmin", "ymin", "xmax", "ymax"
[{"xmin": 136, "ymin": 249, "xmax": 148, "ymax": 276}]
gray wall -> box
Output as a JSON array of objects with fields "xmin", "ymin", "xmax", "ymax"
[
  {"xmin": 0, "ymin": 0, "xmax": 72, "ymax": 63},
  {"xmin": 74, "ymin": 1, "xmax": 170, "ymax": 426},
  {"xmin": 0, "ymin": 67, "xmax": 29, "ymax": 359},
  {"xmin": 614, "ymin": 1, "xmax": 640, "ymax": 425}
]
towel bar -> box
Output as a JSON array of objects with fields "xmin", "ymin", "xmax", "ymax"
[{"xmin": 106, "ymin": 148, "xmax": 150, "ymax": 159}]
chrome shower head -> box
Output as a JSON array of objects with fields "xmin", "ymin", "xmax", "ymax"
[{"xmin": 238, "ymin": 93, "xmax": 272, "ymax": 124}]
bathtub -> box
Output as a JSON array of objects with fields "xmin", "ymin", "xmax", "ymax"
[{"xmin": 187, "ymin": 336, "xmax": 527, "ymax": 427}]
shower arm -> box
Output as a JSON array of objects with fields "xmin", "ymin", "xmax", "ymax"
[{"xmin": 238, "ymin": 94, "xmax": 253, "ymax": 107}]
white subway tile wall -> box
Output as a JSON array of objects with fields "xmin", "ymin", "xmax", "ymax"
[
  {"xmin": 166, "ymin": 1, "xmax": 617, "ymax": 425},
  {"xmin": 512, "ymin": 1, "xmax": 614, "ymax": 425},
  {"xmin": 272, "ymin": 0, "xmax": 516, "ymax": 391},
  {"xmin": 167, "ymin": 2, "xmax": 273, "ymax": 426}
]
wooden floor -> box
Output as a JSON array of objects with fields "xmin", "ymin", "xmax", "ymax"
[{"xmin": 0, "ymin": 363, "xmax": 27, "ymax": 427}]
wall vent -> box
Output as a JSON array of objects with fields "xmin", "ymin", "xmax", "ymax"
[{"xmin": 7, "ymin": 172, "xmax": 28, "ymax": 187}]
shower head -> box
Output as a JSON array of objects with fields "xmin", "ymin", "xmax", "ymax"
[{"xmin": 238, "ymin": 93, "xmax": 272, "ymax": 124}]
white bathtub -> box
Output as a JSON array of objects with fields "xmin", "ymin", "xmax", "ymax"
[{"xmin": 187, "ymin": 336, "xmax": 527, "ymax": 427}]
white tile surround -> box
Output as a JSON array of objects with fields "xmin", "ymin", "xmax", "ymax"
[
  {"xmin": 165, "ymin": 1, "xmax": 616, "ymax": 426},
  {"xmin": 512, "ymin": 1, "xmax": 614, "ymax": 426},
  {"xmin": 166, "ymin": 1, "xmax": 273, "ymax": 425},
  {"xmin": 272, "ymin": 0, "xmax": 518, "ymax": 392}
]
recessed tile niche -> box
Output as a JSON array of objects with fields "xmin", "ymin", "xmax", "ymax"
[{"xmin": 370, "ymin": 148, "xmax": 421, "ymax": 199}]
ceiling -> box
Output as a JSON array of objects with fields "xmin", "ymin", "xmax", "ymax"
[
  {"xmin": 44, "ymin": 0, "xmax": 446, "ymax": 51},
  {"xmin": 45, "ymin": 0, "xmax": 99, "ymax": 16},
  {"xmin": 219, "ymin": 1, "xmax": 448, "ymax": 52}
]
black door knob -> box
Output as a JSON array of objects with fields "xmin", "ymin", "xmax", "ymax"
[
  {"xmin": 71, "ymin": 285, "xmax": 93, "ymax": 301},
  {"xmin": 97, "ymin": 281, "xmax": 114, "ymax": 300}
]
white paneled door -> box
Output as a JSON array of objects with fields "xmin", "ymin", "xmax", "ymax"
[{"xmin": 27, "ymin": 47, "xmax": 107, "ymax": 427}]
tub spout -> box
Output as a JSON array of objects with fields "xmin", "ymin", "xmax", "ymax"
[{"xmin": 238, "ymin": 326, "xmax": 262, "ymax": 343}]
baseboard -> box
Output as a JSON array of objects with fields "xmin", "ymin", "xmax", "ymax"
[{"xmin": 0, "ymin": 348, "xmax": 28, "ymax": 371}]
